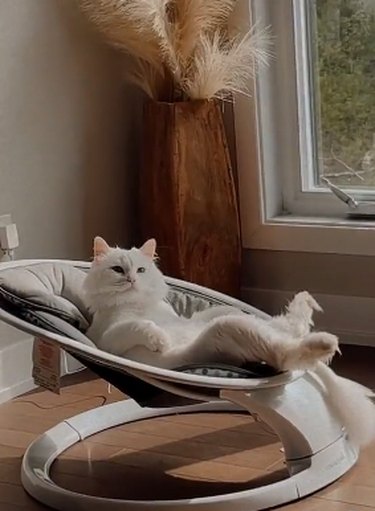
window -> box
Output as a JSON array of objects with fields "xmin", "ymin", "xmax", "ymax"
[
  {"xmin": 261, "ymin": 0, "xmax": 374, "ymax": 216},
  {"xmin": 295, "ymin": 0, "xmax": 375, "ymax": 205},
  {"xmin": 234, "ymin": 0, "xmax": 375, "ymax": 254}
]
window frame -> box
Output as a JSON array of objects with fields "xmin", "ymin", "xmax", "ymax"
[{"xmin": 234, "ymin": 0, "xmax": 375, "ymax": 255}]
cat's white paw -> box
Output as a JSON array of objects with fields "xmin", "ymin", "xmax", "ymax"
[
  {"xmin": 300, "ymin": 332, "xmax": 339, "ymax": 366},
  {"xmin": 143, "ymin": 322, "xmax": 169, "ymax": 353},
  {"xmin": 281, "ymin": 292, "xmax": 323, "ymax": 337},
  {"xmin": 146, "ymin": 335, "xmax": 167, "ymax": 353},
  {"xmin": 288, "ymin": 291, "xmax": 323, "ymax": 316}
]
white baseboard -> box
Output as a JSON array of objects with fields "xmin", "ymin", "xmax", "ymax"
[
  {"xmin": 242, "ymin": 287, "xmax": 375, "ymax": 347},
  {"xmin": 0, "ymin": 377, "xmax": 37, "ymax": 405},
  {"xmin": 0, "ymin": 322, "xmax": 84, "ymax": 405},
  {"xmin": 0, "ymin": 324, "xmax": 34, "ymax": 405}
]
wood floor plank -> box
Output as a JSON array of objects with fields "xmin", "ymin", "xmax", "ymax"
[
  {"xmin": 283, "ymin": 496, "xmax": 375, "ymax": 510},
  {"xmin": 337, "ymin": 464, "xmax": 375, "ymax": 487},
  {"xmin": 0, "ymin": 413, "xmax": 63, "ymax": 435},
  {"xmin": 0, "ymin": 461, "xmax": 22, "ymax": 486},
  {"xmin": 0, "ymin": 429, "xmax": 37, "ymax": 450},
  {"xmin": 58, "ymin": 440, "xmax": 123, "ymax": 462},
  {"xmin": 0, "ymin": 398, "xmax": 110, "ymax": 423},
  {"xmin": 123, "ymin": 414, "xmax": 277, "ymax": 442},
  {"xmin": 0, "ymin": 445, "xmax": 25, "ymax": 461},
  {"xmin": 160, "ymin": 412, "xmax": 259, "ymax": 429},
  {"xmin": 86, "ymin": 427, "xmax": 282, "ymax": 470},
  {"xmin": 52, "ymin": 449, "xmax": 289, "ymax": 500},
  {"xmin": 0, "ymin": 505, "xmax": 47, "ymax": 511},
  {"xmin": 0, "ymin": 482, "xmax": 47, "ymax": 508},
  {"xmin": 360, "ymin": 442, "xmax": 375, "ymax": 469},
  {"xmin": 13, "ymin": 390, "xmax": 108, "ymax": 409},
  {"xmin": 318, "ymin": 482, "xmax": 375, "ymax": 508}
]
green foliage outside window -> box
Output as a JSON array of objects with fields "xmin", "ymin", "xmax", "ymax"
[{"xmin": 315, "ymin": 0, "xmax": 375, "ymax": 186}]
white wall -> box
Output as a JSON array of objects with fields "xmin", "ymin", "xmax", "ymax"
[
  {"xmin": 0, "ymin": 0, "xmax": 142, "ymax": 401},
  {"xmin": 0, "ymin": 0, "xmax": 140, "ymax": 260}
]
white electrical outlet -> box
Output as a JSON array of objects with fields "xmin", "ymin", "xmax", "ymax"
[
  {"xmin": 0, "ymin": 213, "xmax": 19, "ymax": 261},
  {"xmin": 0, "ymin": 214, "xmax": 12, "ymax": 228}
]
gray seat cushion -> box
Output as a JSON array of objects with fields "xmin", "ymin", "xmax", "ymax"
[{"xmin": 0, "ymin": 263, "xmax": 91, "ymax": 330}]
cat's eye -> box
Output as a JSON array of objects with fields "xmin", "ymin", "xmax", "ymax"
[
  {"xmin": 111, "ymin": 265, "xmax": 124, "ymax": 274},
  {"xmin": 137, "ymin": 267, "xmax": 146, "ymax": 273}
]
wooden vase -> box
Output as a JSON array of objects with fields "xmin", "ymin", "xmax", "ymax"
[{"xmin": 140, "ymin": 99, "xmax": 241, "ymax": 297}]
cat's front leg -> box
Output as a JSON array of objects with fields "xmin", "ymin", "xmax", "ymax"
[
  {"xmin": 100, "ymin": 320, "xmax": 169, "ymax": 356},
  {"xmin": 137, "ymin": 320, "xmax": 171, "ymax": 353}
]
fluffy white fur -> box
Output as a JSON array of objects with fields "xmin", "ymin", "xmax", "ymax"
[
  {"xmin": 84, "ymin": 237, "xmax": 375, "ymax": 448},
  {"xmin": 313, "ymin": 362, "xmax": 375, "ymax": 449}
]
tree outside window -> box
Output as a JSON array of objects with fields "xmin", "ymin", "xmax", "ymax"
[{"xmin": 314, "ymin": 0, "xmax": 375, "ymax": 188}]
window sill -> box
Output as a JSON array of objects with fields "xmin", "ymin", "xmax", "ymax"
[{"xmin": 244, "ymin": 214, "xmax": 375, "ymax": 255}]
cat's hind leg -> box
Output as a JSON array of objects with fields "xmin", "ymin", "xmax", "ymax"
[
  {"xmin": 278, "ymin": 332, "xmax": 339, "ymax": 370},
  {"xmin": 192, "ymin": 305, "xmax": 245, "ymax": 323},
  {"xmin": 268, "ymin": 291, "xmax": 322, "ymax": 338},
  {"xmin": 192, "ymin": 315, "xmax": 288, "ymax": 368},
  {"xmin": 192, "ymin": 314, "xmax": 339, "ymax": 371}
]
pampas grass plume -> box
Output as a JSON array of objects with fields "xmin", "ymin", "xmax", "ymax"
[{"xmin": 78, "ymin": 0, "xmax": 272, "ymax": 101}]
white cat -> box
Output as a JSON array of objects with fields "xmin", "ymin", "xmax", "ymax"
[
  {"xmin": 84, "ymin": 237, "xmax": 340, "ymax": 371},
  {"xmin": 84, "ymin": 237, "xmax": 375, "ymax": 448}
]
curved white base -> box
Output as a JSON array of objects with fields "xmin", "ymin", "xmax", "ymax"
[{"xmin": 22, "ymin": 397, "xmax": 358, "ymax": 511}]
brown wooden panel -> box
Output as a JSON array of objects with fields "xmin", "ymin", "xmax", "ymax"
[{"xmin": 140, "ymin": 99, "xmax": 241, "ymax": 297}]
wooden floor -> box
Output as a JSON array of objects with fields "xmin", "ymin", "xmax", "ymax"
[{"xmin": 0, "ymin": 345, "xmax": 374, "ymax": 510}]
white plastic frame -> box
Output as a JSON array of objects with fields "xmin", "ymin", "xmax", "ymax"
[{"xmin": 22, "ymin": 392, "xmax": 358, "ymax": 511}]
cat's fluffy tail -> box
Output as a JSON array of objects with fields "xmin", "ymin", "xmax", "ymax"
[{"xmin": 313, "ymin": 361, "xmax": 375, "ymax": 449}]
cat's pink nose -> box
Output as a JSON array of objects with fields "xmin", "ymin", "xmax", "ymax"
[{"xmin": 126, "ymin": 276, "xmax": 135, "ymax": 284}]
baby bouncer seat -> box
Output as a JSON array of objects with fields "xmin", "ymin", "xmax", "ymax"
[{"xmin": 0, "ymin": 259, "xmax": 358, "ymax": 511}]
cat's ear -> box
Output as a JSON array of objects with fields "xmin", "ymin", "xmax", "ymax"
[
  {"xmin": 140, "ymin": 238, "xmax": 157, "ymax": 259},
  {"xmin": 93, "ymin": 236, "xmax": 110, "ymax": 261}
]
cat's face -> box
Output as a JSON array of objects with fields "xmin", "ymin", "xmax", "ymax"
[{"xmin": 84, "ymin": 237, "xmax": 168, "ymax": 310}]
